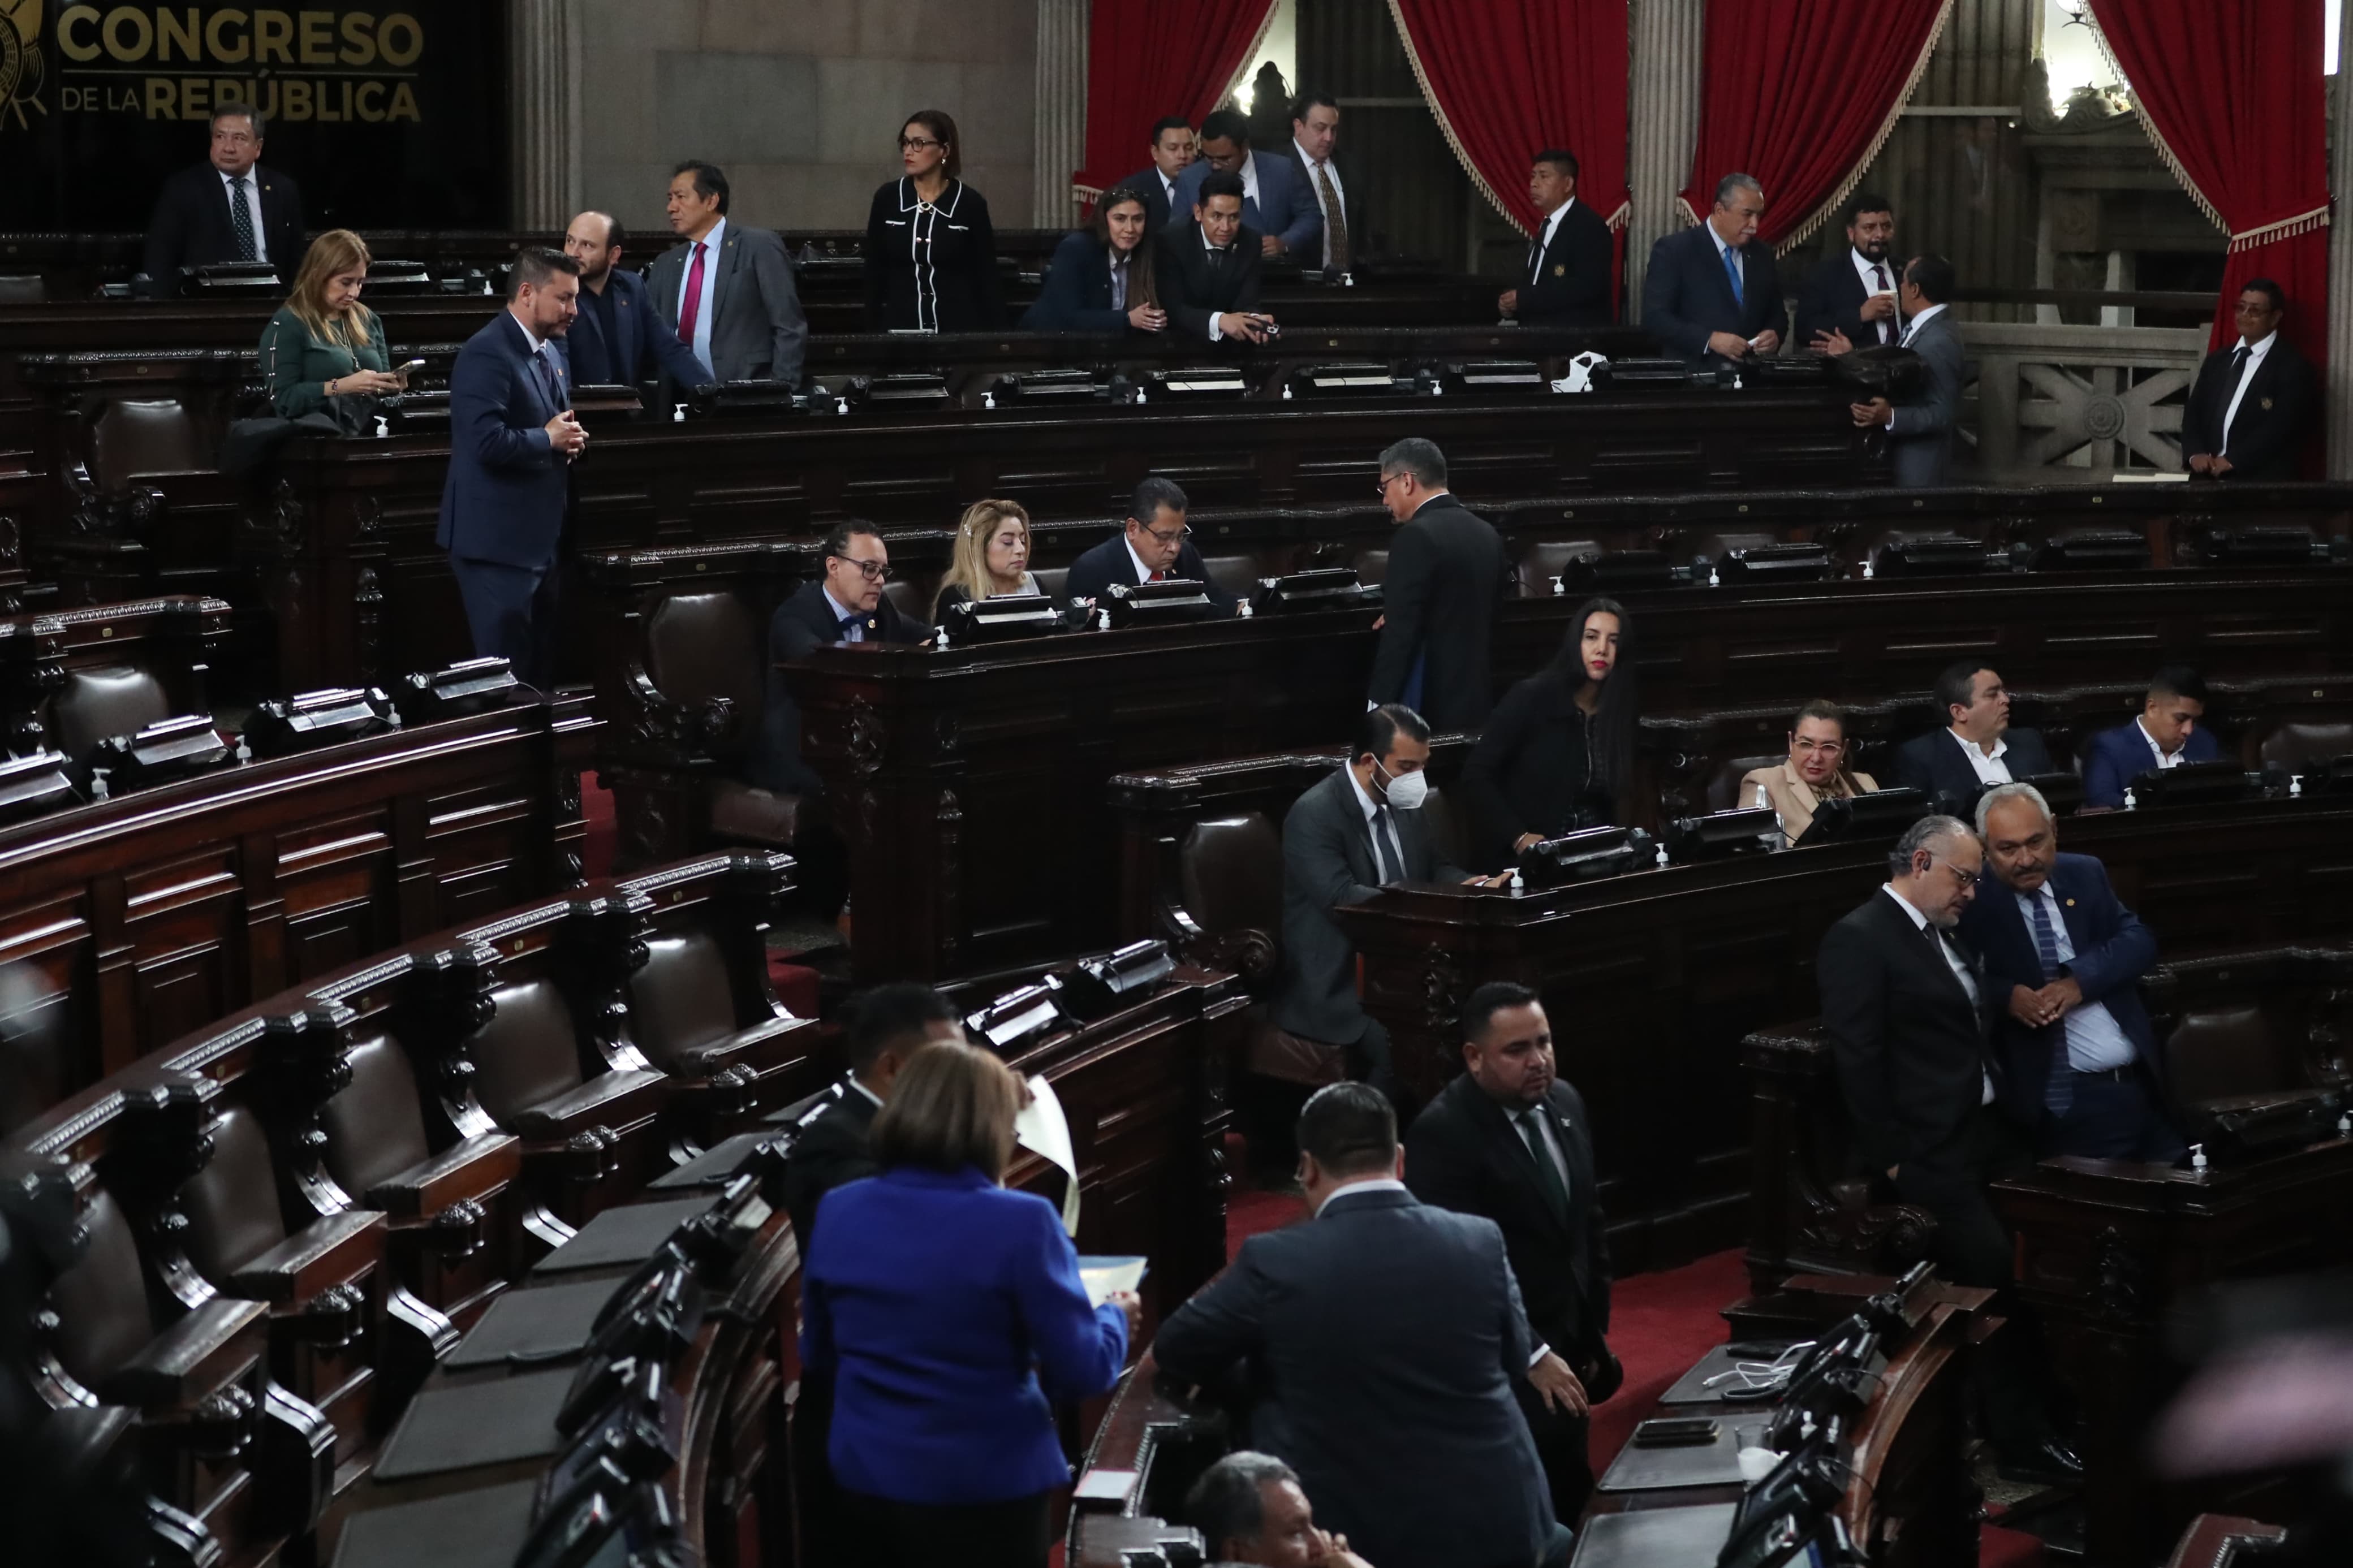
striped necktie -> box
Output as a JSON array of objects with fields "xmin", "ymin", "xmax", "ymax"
[{"xmin": 2028, "ymin": 893, "xmax": 2074, "ymax": 1116}]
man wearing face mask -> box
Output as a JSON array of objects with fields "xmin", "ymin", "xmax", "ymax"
[{"xmin": 1268, "ymin": 706, "xmax": 1500, "ymax": 1098}]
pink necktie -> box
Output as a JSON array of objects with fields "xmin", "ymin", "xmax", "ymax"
[{"xmin": 676, "ymin": 242, "xmax": 707, "ymax": 345}]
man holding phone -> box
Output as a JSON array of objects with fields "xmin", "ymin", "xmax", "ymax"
[
  {"xmin": 1796, "ymin": 192, "xmax": 1901, "ymax": 352},
  {"xmin": 437, "ymin": 246, "xmax": 587, "ymax": 688}
]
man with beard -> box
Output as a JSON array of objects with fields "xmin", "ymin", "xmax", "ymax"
[
  {"xmin": 561, "ymin": 210, "xmax": 715, "ymax": 390},
  {"xmin": 1796, "ymin": 193, "xmax": 1901, "ymax": 353},
  {"xmin": 1960, "ymin": 783, "xmax": 2183, "ymax": 1162}
]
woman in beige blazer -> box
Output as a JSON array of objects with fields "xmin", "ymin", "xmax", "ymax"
[{"xmin": 1739, "ymin": 698, "xmax": 1878, "ymax": 841}]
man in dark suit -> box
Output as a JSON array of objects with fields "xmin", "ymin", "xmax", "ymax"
[
  {"xmin": 1816, "ymin": 815, "xmax": 2080, "ymax": 1480},
  {"xmin": 1365, "ymin": 438, "xmax": 1507, "ymax": 729},
  {"xmin": 1406, "ymin": 982, "xmax": 1620, "ymax": 1523},
  {"xmin": 647, "ymin": 161, "xmax": 808, "ymax": 389},
  {"xmin": 1639, "ymin": 172, "xmax": 1785, "ymax": 365},
  {"xmin": 1891, "ymin": 660, "xmax": 2058, "ymax": 808},
  {"xmin": 2081, "ymin": 666, "xmax": 2220, "ymax": 810},
  {"xmin": 1120, "ymin": 116, "xmax": 1197, "ymax": 233},
  {"xmin": 754, "ymin": 522, "xmax": 930, "ymax": 798},
  {"xmin": 1795, "ymin": 192, "xmax": 1900, "ymax": 352},
  {"xmin": 1186, "ymin": 1452, "xmax": 1376, "ymax": 1568},
  {"xmin": 2183, "ymin": 279, "xmax": 2315, "ymax": 482},
  {"xmin": 1155, "ymin": 1083, "xmax": 1571, "ymax": 1568},
  {"xmin": 1499, "ymin": 150, "xmax": 1614, "ymax": 330},
  {"xmin": 1285, "ymin": 94, "xmax": 1365, "ymax": 275},
  {"xmin": 141, "ymin": 102, "xmax": 305, "ymax": 291},
  {"xmin": 1062, "ymin": 476, "xmax": 1240, "ymax": 614},
  {"xmin": 1963, "ymin": 784, "xmax": 2184, "ymax": 1162},
  {"xmin": 560, "ymin": 211, "xmax": 713, "ymax": 390},
  {"xmin": 1846, "ymin": 253, "xmax": 1965, "ymax": 487},
  {"xmin": 1174, "ymin": 109, "xmax": 1322, "ymax": 260},
  {"xmin": 1269, "ymin": 707, "xmax": 1492, "ymax": 1096},
  {"xmin": 436, "ymin": 248, "xmax": 586, "ymax": 689},
  {"xmin": 781, "ymin": 982, "xmax": 964, "ymax": 1247},
  {"xmin": 1157, "ymin": 172, "xmax": 1277, "ymax": 343}
]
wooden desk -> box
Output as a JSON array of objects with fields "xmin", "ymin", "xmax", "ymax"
[{"xmin": 1327, "ymin": 798, "xmax": 2353, "ymax": 1273}]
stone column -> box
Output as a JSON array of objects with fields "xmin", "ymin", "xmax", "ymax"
[
  {"xmin": 1625, "ymin": 0, "xmax": 1705, "ymax": 313},
  {"xmin": 1033, "ymin": 0, "xmax": 1089, "ymax": 230},
  {"xmin": 2329, "ymin": 71, "xmax": 2353, "ymax": 477},
  {"xmin": 509, "ymin": 0, "xmax": 582, "ymax": 232}
]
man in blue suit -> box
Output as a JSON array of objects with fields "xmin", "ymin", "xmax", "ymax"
[
  {"xmin": 2082, "ymin": 666, "xmax": 2220, "ymax": 810},
  {"xmin": 1173, "ymin": 108, "xmax": 1321, "ymax": 260},
  {"xmin": 1155, "ymin": 1082, "xmax": 1571, "ymax": 1568},
  {"xmin": 1963, "ymin": 784, "xmax": 2184, "ymax": 1161},
  {"xmin": 437, "ymin": 247, "xmax": 585, "ymax": 688},
  {"xmin": 560, "ymin": 211, "xmax": 714, "ymax": 391},
  {"xmin": 1639, "ymin": 172, "xmax": 1786, "ymax": 366}
]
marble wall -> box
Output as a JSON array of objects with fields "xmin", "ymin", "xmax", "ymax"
[{"xmin": 572, "ymin": 0, "xmax": 1040, "ymax": 239}]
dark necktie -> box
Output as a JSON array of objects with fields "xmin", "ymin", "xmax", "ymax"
[
  {"xmin": 1316, "ymin": 162, "xmax": 1350, "ymax": 271},
  {"xmin": 1369, "ymin": 806, "xmax": 1405, "ymax": 885},
  {"xmin": 1871, "ymin": 263, "xmax": 1890, "ymax": 343},
  {"xmin": 837, "ymin": 614, "xmax": 861, "ymax": 641},
  {"xmin": 531, "ymin": 350, "xmax": 561, "ymax": 411},
  {"xmin": 2029, "ymin": 893, "xmax": 2075, "ymax": 1116},
  {"xmin": 229, "ymin": 175, "xmax": 258, "ymax": 261},
  {"xmin": 1208, "ymin": 246, "xmax": 1227, "ymax": 275},
  {"xmin": 1518, "ymin": 1107, "xmax": 1570, "ymax": 1218},
  {"xmin": 1527, "ymin": 222, "xmax": 1545, "ymax": 283}
]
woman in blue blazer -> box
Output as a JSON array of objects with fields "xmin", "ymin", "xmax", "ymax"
[
  {"xmin": 1020, "ymin": 187, "xmax": 1167, "ymax": 334},
  {"xmin": 801, "ymin": 1042, "xmax": 1140, "ymax": 1567}
]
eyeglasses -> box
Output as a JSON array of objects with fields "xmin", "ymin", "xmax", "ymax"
[
  {"xmin": 1375, "ymin": 473, "xmax": 1407, "ymax": 497},
  {"xmin": 1140, "ymin": 521, "xmax": 1192, "ymax": 546},
  {"xmin": 1930, "ymin": 857, "xmax": 1981, "ymax": 889},
  {"xmin": 898, "ymin": 136, "xmax": 944, "ymax": 151},
  {"xmin": 1791, "ymin": 737, "xmax": 1845, "ymax": 757},
  {"xmin": 833, "ymin": 555, "xmax": 893, "ymax": 582}
]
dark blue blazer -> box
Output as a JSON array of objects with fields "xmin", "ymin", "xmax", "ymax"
[
  {"xmin": 1153, "ymin": 1186, "xmax": 1553, "ymax": 1568},
  {"xmin": 436, "ymin": 311, "xmax": 572, "ymax": 569},
  {"xmin": 1060, "ymin": 533, "xmax": 1238, "ymax": 613},
  {"xmin": 1019, "ymin": 232, "xmax": 1135, "ymax": 332},
  {"xmin": 566, "ymin": 266, "xmax": 710, "ymax": 390},
  {"xmin": 1115, "ymin": 167, "xmax": 1177, "ymax": 231},
  {"xmin": 1890, "ymin": 726, "xmax": 2058, "ymax": 806},
  {"xmin": 2080, "ymin": 720, "xmax": 2221, "ymax": 809},
  {"xmin": 753, "ymin": 580, "xmax": 930, "ymax": 794},
  {"xmin": 1957, "ymin": 852, "xmax": 2162, "ymax": 1125},
  {"xmin": 1173, "ymin": 150, "xmax": 1322, "ymax": 255},
  {"xmin": 799, "ymin": 1165, "xmax": 1127, "ymax": 1506},
  {"xmin": 1637, "ymin": 221, "xmax": 1786, "ymax": 363}
]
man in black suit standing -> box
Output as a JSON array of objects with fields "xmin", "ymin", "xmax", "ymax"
[
  {"xmin": 1639, "ymin": 172, "xmax": 1785, "ymax": 366},
  {"xmin": 780, "ymin": 980, "xmax": 962, "ymax": 1566},
  {"xmin": 560, "ymin": 211, "xmax": 714, "ymax": 390},
  {"xmin": 2183, "ymin": 280, "xmax": 2315, "ymax": 481},
  {"xmin": 1269, "ymin": 706, "xmax": 1495, "ymax": 1097},
  {"xmin": 1365, "ymin": 438, "xmax": 1507, "ymax": 731},
  {"xmin": 1155, "ymin": 1082, "xmax": 1573, "ymax": 1568},
  {"xmin": 1121, "ymin": 116, "xmax": 1197, "ymax": 232},
  {"xmin": 1406, "ymin": 982, "xmax": 1621, "ymax": 1524},
  {"xmin": 1891, "ymin": 660, "xmax": 2058, "ymax": 807},
  {"xmin": 1795, "ymin": 193, "xmax": 1900, "ymax": 352},
  {"xmin": 1062, "ymin": 476, "xmax": 1240, "ymax": 613},
  {"xmin": 1817, "ymin": 815, "xmax": 2080, "ymax": 1481},
  {"xmin": 1286, "ymin": 94, "xmax": 1364, "ymax": 275},
  {"xmin": 1499, "ymin": 150, "xmax": 1614, "ymax": 329},
  {"xmin": 1156, "ymin": 172, "xmax": 1277, "ymax": 344},
  {"xmin": 141, "ymin": 102, "xmax": 304, "ymax": 291}
]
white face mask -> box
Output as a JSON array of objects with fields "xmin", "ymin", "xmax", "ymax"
[{"xmin": 1375, "ymin": 758, "xmax": 1428, "ymax": 811}]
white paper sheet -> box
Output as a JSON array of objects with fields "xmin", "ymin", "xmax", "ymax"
[
  {"xmin": 1014, "ymin": 1073, "xmax": 1081, "ymax": 1234},
  {"xmin": 1076, "ymin": 1255, "xmax": 1148, "ymax": 1308}
]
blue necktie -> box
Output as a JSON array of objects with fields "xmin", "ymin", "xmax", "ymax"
[
  {"xmin": 1722, "ymin": 243, "xmax": 1743, "ymax": 307},
  {"xmin": 2028, "ymin": 893, "xmax": 2073, "ymax": 1116},
  {"xmin": 838, "ymin": 614, "xmax": 860, "ymax": 638}
]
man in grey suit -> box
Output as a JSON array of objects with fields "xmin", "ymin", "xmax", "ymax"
[
  {"xmin": 1846, "ymin": 253, "xmax": 1963, "ymax": 488},
  {"xmin": 1174, "ymin": 108, "xmax": 1322, "ymax": 260},
  {"xmin": 1269, "ymin": 706, "xmax": 1494, "ymax": 1097},
  {"xmin": 647, "ymin": 160, "xmax": 808, "ymax": 390},
  {"xmin": 1155, "ymin": 1082, "xmax": 1575, "ymax": 1568}
]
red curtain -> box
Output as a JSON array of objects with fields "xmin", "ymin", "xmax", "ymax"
[
  {"xmin": 1678, "ymin": 0, "xmax": 1952, "ymax": 251},
  {"xmin": 2085, "ymin": 0, "xmax": 2330, "ymax": 364},
  {"xmin": 1071, "ymin": 0, "xmax": 1275, "ymax": 208},
  {"xmin": 1388, "ymin": 0, "xmax": 1631, "ymax": 305}
]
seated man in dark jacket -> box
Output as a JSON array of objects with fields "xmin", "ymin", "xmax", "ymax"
[
  {"xmin": 755, "ymin": 522, "xmax": 931, "ymax": 794},
  {"xmin": 1891, "ymin": 659, "xmax": 2055, "ymax": 809},
  {"xmin": 1406, "ymin": 982, "xmax": 1619, "ymax": 1524},
  {"xmin": 1062, "ymin": 475, "xmax": 1239, "ymax": 614},
  {"xmin": 2080, "ymin": 665, "xmax": 2220, "ymax": 810}
]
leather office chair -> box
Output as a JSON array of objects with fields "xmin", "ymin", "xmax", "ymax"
[
  {"xmin": 0, "ymin": 274, "xmax": 45, "ymax": 303},
  {"xmin": 638, "ymin": 590, "xmax": 804, "ymax": 850},
  {"xmin": 1033, "ymin": 566, "xmax": 1070, "ymax": 601},
  {"xmin": 1170, "ymin": 811, "xmax": 1341, "ymax": 1090},
  {"xmin": 2162, "ymin": 1005, "xmax": 2294, "ymax": 1108},
  {"xmin": 630, "ymin": 927, "xmax": 817, "ymax": 1133},
  {"xmin": 2257, "ymin": 719, "xmax": 2353, "ymax": 772},
  {"xmin": 48, "ymin": 664, "xmax": 175, "ymax": 767},
  {"xmin": 1705, "ymin": 753, "xmax": 1789, "ymax": 814},
  {"xmin": 1512, "ymin": 540, "xmax": 1602, "ymax": 598},
  {"xmin": 90, "ymin": 399, "xmax": 208, "ymax": 487},
  {"xmin": 881, "ymin": 578, "xmax": 930, "ymax": 624},
  {"xmin": 1353, "ymin": 548, "xmax": 1389, "ymax": 586},
  {"xmin": 319, "ymin": 1030, "xmax": 524, "ymax": 1324},
  {"xmin": 1200, "ymin": 553, "xmax": 1260, "ymax": 604}
]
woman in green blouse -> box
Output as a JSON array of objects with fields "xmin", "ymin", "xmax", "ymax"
[{"xmin": 258, "ymin": 227, "xmax": 409, "ymax": 422}]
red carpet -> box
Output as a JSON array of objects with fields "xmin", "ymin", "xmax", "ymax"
[
  {"xmin": 581, "ymin": 771, "xmax": 617, "ymax": 882},
  {"xmin": 1214, "ymin": 1206, "xmax": 2044, "ymax": 1567}
]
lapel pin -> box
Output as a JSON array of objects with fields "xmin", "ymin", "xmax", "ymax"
[
  {"xmin": 2065, "ymin": 897, "xmax": 2076, "ymax": 906},
  {"xmin": 2261, "ymin": 396, "xmax": 2274, "ymax": 410},
  {"xmin": 1553, "ymin": 264, "xmax": 1566, "ymax": 277}
]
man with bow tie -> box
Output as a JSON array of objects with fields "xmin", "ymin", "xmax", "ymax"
[
  {"xmin": 757, "ymin": 523, "xmax": 932, "ymax": 798},
  {"xmin": 2183, "ymin": 281, "xmax": 2315, "ymax": 482},
  {"xmin": 1817, "ymin": 815, "xmax": 2083, "ymax": 1483},
  {"xmin": 1405, "ymin": 982, "xmax": 1620, "ymax": 1524}
]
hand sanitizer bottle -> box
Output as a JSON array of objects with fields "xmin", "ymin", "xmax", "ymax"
[
  {"xmin": 2189, "ymin": 1142, "xmax": 2207, "ymax": 1172},
  {"xmin": 90, "ymin": 768, "xmax": 110, "ymax": 802},
  {"xmin": 1509, "ymin": 868, "xmax": 1525, "ymax": 897}
]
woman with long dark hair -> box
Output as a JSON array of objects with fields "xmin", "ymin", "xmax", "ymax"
[
  {"xmin": 1461, "ymin": 597, "xmax": 1637, "ymax": 863},
  {"xmin": 1019, "ymin": 186, "xmax": 1166, "ymax": 332},
  {"xmin": 864, "ymin": 109, "xmax": 1003, "ymax": 331}
]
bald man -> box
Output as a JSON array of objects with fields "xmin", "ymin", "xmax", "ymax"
[{"xmin": 560, "ymin": 210, "xmax": 713, "ymax": 391}]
